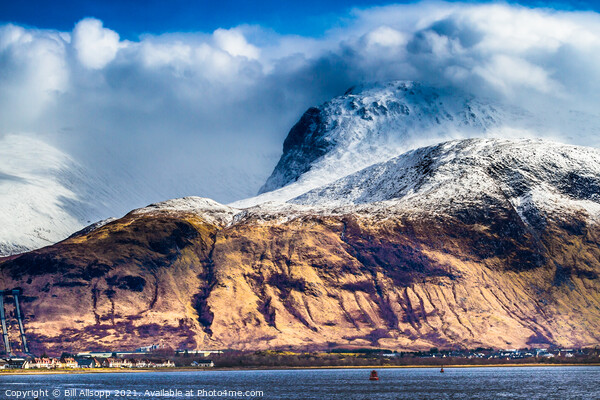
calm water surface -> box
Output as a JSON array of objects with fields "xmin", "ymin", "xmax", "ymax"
[{"xmin": 1, "ymin": 366, "xmax": 599, "ymax": 400}]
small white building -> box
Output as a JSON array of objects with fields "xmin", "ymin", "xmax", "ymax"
[{"xmin": 191, "ymin": 360, "xmax": 214, "ymax": 368}]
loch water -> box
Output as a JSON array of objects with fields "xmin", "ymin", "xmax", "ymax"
[{"xmin": 1, "ymin": 366, "xmax": 599, "ymax": 399}]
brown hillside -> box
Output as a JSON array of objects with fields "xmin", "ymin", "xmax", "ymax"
[{"xmin": 1, "ymin": 200, "xmax": 599, "ymax": 355}]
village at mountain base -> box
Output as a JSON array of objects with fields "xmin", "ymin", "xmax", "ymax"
[{"xmin": 0, "ymin": 345, "xmax": 218, "ymax": 370}]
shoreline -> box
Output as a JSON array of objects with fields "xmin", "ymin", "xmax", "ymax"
[{"xmin": 2, "ymin": 363, "xmax": 599, "ymax": 375}]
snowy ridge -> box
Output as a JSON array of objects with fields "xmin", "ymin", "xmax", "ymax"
[
  {"xmin": 24, "ymin": 139, "xmax": 600, "ymax": 241},
  {"xmin": 291, "ymin": 138, "xmax": 600, "ymax": 223},
  {"xmin": 131, "ymin": 196, "xmax": 239, "ymax": 226},
  {"xmin": 68, "ymin": 217, "xmax": 119, "ymax": 239},
  {"xmin": 81, "ymin": 138, "xmax": 600, "ymax": 235}
]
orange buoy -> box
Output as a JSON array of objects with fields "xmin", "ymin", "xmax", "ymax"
[
  {"xmin": 440, "ymin": 366, "xmax": 445, "ymax": 373},
  {"xmin": 369, "ymin": 370, "xmax": 379, "ymax": 380}
]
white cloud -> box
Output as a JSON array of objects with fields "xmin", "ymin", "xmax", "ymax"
[
  {"xmin": 73, "ymin": 18, "xmax": 121, "ymax": 69},
  {"xmin": 213, "ymin": 28, "xmax": 260, "ymax": 59},
  {"xmin": 365, "ymin": 26, "xmax": 406, "ymax": 48},
  {"xmin": 141, "ymin": 40, "xmax": 192, "ymax": 68},
  {"xmin": 0, "ymin": 1, "xmax": 600, "ymax": 215},
  {"xmin": 0, "ymin": 24, "xmax": 68, "ymax": 128},
  {"xmin": 474, "ymin": 55, "xmax": 559, "ymax": 95}
]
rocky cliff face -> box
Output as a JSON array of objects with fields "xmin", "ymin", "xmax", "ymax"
[{"xmin": 1, "ymin": 139, "xmax": 599, "ymax": 354}]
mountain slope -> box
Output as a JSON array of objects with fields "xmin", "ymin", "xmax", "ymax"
[
  {"xmin": 0, "ymin": 135, "xmax": 155, "ymax": 257},
  {"xmin": 1, "ymin": 139, "xmax": 599, "ymax": 354},
  {"xmin": 0, "ymin": 135, "xmax": 97, "ymax": 256}
]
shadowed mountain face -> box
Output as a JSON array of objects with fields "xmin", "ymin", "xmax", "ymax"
[{"xmin": 1, "ymin": 138, "xmax": 600, "ymax": 354}]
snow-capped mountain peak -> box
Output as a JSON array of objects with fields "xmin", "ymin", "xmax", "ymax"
[
  {"xmin": 233, "ymin": 81, "xmax": 535, "ymax": 208},
  {"xmin": 260, "ymin": 81, "xmax": 511, "ymax": 192}
]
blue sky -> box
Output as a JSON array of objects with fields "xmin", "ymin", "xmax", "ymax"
[
  {"xmin": 5, "ymin": 1, "xmax": 402, "ymax": 38},
  {"xmin": 2, "ymin": 0, "xmax": 600, "ymax": 39}
]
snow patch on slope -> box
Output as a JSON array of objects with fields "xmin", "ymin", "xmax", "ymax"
[{"xmin": 0, "ymin": 135, "xmax": 87, "ymax": 255}]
